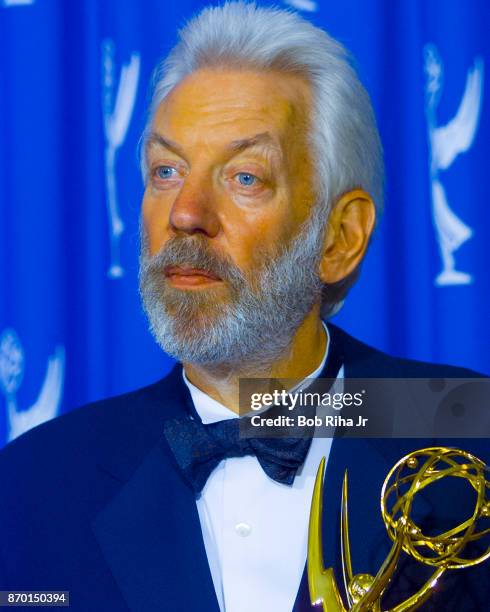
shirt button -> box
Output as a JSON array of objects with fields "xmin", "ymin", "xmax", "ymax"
[{"xmin": 234, "ymin": 522, "xmax": 252, "ymax": 537}]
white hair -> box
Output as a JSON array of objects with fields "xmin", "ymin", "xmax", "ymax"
[{"xmin": 140, "ymin": 2, "xmax": 384, "ymax": 317}]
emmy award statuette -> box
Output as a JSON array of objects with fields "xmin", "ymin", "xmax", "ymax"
[{"xmin": 308, "ymin": 447, "xmax": 490, "ymax": 611}]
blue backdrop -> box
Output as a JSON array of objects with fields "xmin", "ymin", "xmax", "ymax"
[{"xmin": 1, "ymin": 0, "xmax": 488, "ymax": 446}]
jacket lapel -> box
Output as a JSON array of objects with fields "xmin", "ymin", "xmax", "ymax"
[
  {"xmin": 321, "ymin": 324, "xmax": 399, "ymax": 577},
  {"xmin": 92, "ymin": 366, "xmax": 220, "ymax": 612},
  {"xmin": 294, "ymin": 324, "xmax": 424, "ymax": 610}
]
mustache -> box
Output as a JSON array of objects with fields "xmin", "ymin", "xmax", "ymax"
[{"xmin": 140, "ymin": 234, "xmax": 248, "ymax": 286}]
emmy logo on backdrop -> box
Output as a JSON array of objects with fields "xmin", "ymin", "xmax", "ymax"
[
  {"xmin": 0, "ymin": 329, "xmax": 65, "ymax": 442},
  {"xmin": 102, "ymin": 40, "xmax": 141, "ymax": 279},
  {"xmin": 424, "ymin": 44, "xmax": 484, "ymax": 287}
]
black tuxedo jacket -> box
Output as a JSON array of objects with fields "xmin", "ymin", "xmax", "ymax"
[{"xmin": 0, "ymin": 324, "xmax": 488, "ymax": 611}]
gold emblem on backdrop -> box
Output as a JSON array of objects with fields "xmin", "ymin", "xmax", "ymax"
[{"xmin": 308, "ymin": 447, "xmax": 490, "ymax": 611}]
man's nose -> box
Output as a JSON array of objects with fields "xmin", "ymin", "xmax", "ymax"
[{"xmin": 169, "ymin": 175, "xmax": 220, "ymax": 238}]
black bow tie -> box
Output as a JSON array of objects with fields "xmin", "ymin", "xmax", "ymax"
[
  {"xmin": 163, "ymin": 325, "xmax": 342, "ymax": 494},
  {"xmin": 163, "ymin": 416, "xmax": 312, "ymax": 493}
]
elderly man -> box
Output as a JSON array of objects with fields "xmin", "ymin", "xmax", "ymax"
[{"xmin": 0, "ymin": 4, "xmax": 488, "ymax": 612}]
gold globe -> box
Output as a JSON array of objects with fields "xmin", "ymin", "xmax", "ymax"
[{"xmin": 381, "ymin": 447, "xmax": 490, "ymax": 569}]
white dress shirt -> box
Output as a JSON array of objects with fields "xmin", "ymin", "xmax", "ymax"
[{"xmin": 183, "ymin": 324, "xmax": 343, "ymax": 612}]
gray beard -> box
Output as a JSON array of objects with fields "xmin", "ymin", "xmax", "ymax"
[{"xmin": 139, "ymin": 206, "xmax": 325, "ymax": 371}]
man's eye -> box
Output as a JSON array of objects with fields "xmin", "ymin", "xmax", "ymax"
[
  {"xmin": 155, "ymin": 166, "xmax": 178, "ymax": 180},
  {"xmin": 235, "ymin": 172, "xmax": 259, "ymax": 187}
]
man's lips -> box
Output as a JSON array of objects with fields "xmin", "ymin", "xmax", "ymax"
[{"xmin": 164, "ymin": 266, "xmax": 222, "ymax": 285}]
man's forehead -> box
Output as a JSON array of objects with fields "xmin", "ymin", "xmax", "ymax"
[{"xmin": 149, "ymin": 68, "xmax": 311, "ymax": 151}]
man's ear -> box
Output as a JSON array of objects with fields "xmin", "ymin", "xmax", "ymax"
[{"xmin": 319, "ymin": 189, "xmax": 376, "ymax": 284}]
